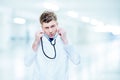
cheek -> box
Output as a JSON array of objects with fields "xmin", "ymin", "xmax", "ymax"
[
  {"xmin": 55, "ymin": 29, "xmax": 57, "ymax": 33},
  {"xmin": 54, "ymin": 27, "xmax": 57, "ymax": 32}
]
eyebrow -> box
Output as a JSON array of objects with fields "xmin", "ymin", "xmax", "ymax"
[{"xmin": 45, "ymin": 24, "xmax": 56, "ymax": 28}]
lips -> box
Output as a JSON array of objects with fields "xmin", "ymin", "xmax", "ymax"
[{"xmin": 49, "ymin": 34, "xmax": 54, "ymax": 38}]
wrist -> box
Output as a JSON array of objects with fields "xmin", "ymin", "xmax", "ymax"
[
  {"xmin": 35, "ymin": 38, "xmax": 40, "ymax": 42},
  {"xmin": 63, "ymin": 39, "xmax": 68, "ymax": 45}
]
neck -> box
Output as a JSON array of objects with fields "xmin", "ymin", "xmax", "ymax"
[{"xmin": 44, "ymin": 33, "xmax": 58, "ymax": 41}]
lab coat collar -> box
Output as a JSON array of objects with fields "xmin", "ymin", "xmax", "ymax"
[{"xmin": 44, "ymin": 33, "xmax": 58, "ymax": 42}]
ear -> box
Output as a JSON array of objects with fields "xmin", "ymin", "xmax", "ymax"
[{"xmin": 57, "ymin": 27, "xmax": 60, "ymax": 33}]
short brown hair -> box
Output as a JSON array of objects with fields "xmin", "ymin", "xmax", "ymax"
[{"xmin": 40, "ymin": 10, "xmax": 57, "ymax": 24}]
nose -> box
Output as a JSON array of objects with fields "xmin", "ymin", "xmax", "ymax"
[{"xmin": 49, "ymin": 28, "xmax": 52, "ymax": 33}]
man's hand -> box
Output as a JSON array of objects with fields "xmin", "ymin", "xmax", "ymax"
[
  {"xmin": 32, "ymin": 31, "xmax": 44, "ymax": 51},
  {"xmin": 57, "ymin": 28, "xmax": 68, "ymax": 45}
]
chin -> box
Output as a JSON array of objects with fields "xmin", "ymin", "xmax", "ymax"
[
  {"xmin": 49, "ymin": 34, "xmax": 55, "ymax": 38},
  {"xmin": 49, "ymin": 36, "xmax": 54, "ymax": 38},
  {"xmin": 48, "ymin": 35, "xmax": 53, "ymax": 38}
]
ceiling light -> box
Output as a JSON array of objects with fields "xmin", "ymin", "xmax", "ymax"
[
  {"xmin": 42, "ymin": 2, "xmax": 59, "ymax": 11},
  {"xmin": 80, "ymin": 16, "xmax": 90, "ymax": 23},
  {"xmin": 13, "ymin": 17, "xmax": 26, "ymax": 24},
  {"xmin": 90, "ymin": 19, "xmax": 98, "ymax": 25},
  {"xmin": 67, "ymin": 11, "xmax": 79, "ymax": 18}
]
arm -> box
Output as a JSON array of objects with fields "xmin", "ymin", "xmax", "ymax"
[
  {"xmin": 24, "ymin": 49, "xmax": 37, "ymax": 67},
  {"xmin": 64, "ymin": 44, "xmax": 80, "ymax": 65},
  {"xmin": 24, "ymin": 31, "xmax": 43, "ymax": 67},
  {"xmin": 32, "ymin": 31, "xmax": 43, "ymax": 51},
  {"xmin": 32, "ymin": 38, "xmax": 40, "ymax": 51},
  {"xmin": 57, "ymin": 28, "xmax": 80, "ymax": 65}
]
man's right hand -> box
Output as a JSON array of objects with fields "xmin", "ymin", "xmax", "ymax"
[{"xmin": 32, "ymin": 31, "xmax": 44, "ymax": 51}]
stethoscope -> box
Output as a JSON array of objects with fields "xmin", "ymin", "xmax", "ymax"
[{"xmin": 40, "ymin": 34, "xmax": 57, "ymax": 59}]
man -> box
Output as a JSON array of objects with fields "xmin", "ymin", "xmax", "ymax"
[{"xmin": 25, "ymin": 10, "xmax": 80, "ymax": 80}]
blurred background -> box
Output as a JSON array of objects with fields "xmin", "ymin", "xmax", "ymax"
[{"xmin": 0, "ymin": 0, "xmax": 120, "ymax": 80}]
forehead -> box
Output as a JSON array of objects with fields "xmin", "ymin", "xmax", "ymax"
[{"xmin": 42, "ymin": 20, "xmax": 57, "ymax": 27}]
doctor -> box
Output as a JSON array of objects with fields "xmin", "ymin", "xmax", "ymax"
[{"xmin": 25, "ymin": 10, "xmax": 80, "ymax": 80}]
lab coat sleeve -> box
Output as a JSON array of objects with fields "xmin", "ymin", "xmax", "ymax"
[
  {"xmin": 64, "ymin": 44, "xmax": 80, "ymax": 65},
  {"xmin": 24, "ymin": 49, "xmax": 37, "ymax": 67}
]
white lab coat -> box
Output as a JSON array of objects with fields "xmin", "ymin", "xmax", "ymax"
[{"xmin": 24, "ymin": 35, "xmax": 80, "ymax": 80}]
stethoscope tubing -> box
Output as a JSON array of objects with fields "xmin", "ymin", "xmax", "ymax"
[{"xmin": 40, "ymin": 37, "xmax": 56, "ymax": 59}]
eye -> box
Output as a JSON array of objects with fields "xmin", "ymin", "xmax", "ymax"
[
  {"xmin": 45, "ymin": 27, "xmax": 49, "ymax": 29},
  {"xmin": 51, "ymin": 25, "xmax": 55, "ymax": 28}
]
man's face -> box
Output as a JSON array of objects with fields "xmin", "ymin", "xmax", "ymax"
[{"xmin": 42, "ymin": 20, "xmax": 58, "ymax": 38}]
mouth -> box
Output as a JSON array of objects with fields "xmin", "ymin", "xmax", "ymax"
[{"xmin": 49, "ymin": 34, "xmax": 54, "ymax": 38}]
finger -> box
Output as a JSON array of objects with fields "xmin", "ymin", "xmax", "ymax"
[
  {"xmin": 58, "ymin": 30, "xmax": 62, "ymax": 36},
  {"xmin": 57, "ymin": 28, "xmax": 62, "ymax": 36},
  {"xmin": 57, "ymin": 27, "xmax": 59, "ymax": 31},
  {"xmin": 35, "ymin": 31, "xmax": 43, "ymax": 38},
  {"xmin": 39, "ymin": 31, "xmax": 44, "ymax": 35}
]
